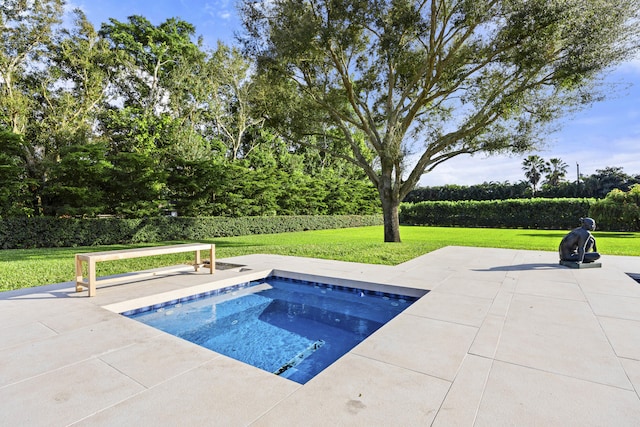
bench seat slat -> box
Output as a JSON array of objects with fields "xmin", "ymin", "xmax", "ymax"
[{"xmin": 76, "ymin": 243, "xmax": 212, "ymax": 261}]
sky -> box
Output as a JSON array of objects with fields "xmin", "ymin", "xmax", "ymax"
[{"xmin": 69, "ymin": 0, "xmax": 640, "ymax": 187}]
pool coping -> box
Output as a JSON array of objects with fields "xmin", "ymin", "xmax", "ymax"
[{"xmin": 1, "ymin": 246, "xmax": 640, "ymax": 425}]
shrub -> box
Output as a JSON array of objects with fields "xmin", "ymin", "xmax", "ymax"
[
  {"xmin": 0, "ymin": 215, "xmax": 383, "ymax": 249},
  {"xmin": 590, "ymin": 185, "xmax": 640, "ymax": 231},
  {"xmin": 399, "ymin": 198, "xmax": 595, "ymax": 230}
]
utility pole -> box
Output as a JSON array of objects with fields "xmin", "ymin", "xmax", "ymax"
[{"xmin": 576, "ymin": 163, "xmax": 580, "ymax": 184}]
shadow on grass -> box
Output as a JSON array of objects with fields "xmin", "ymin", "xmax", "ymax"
[
  {"xmin": 195, "ymin": 239, "xmax": 266, "ymax": 249},
  {"xmin": 518, "ymin": 232, "xmax": 637, "ymax": 239},
  {"xmin": 517, "ymin": 232, "xmax": 567, "ymax": 239},
  {"xmin": 592, "ymin": 232, "xmax": 637, "ymax": 238}
]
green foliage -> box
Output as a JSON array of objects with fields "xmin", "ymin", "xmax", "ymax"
[
  {"xmin": 582, "ymin": 166, "xmax": 637, "ymax": 199},
  {"xmin": 0, "ymin": 215, "xmax": 384, "ymax": 249},
  {"xmin": 590, "ymin": 185, "xmax": 640, "ymax": 231},
  {"xmin": 30, "ymin": 9, "xmax": 111, "ymax": 159},
  {"xmin": 0, "ymin": 13, "xmax": 379, "ymax": 220},
  {"xmin": 544, "ymin": 158, "xmax": 569, "ymax": 187},
  {"xmin": 0, "ymin": 130, "xmax": 33, "ymax": 217},
  {"xmin": 164, "ymin": 156, "xmax": 220, "ymax": 217},
  {"xmin": 522, "ymin": 155, "xmax": 549, "ymax": 194},
  {"xmin": 105, "ymin": 151, "xmax": 168, "ymax": 217},
  {"xmin": 99, "ymin": 15, "xmax": 203, "ymax": 114},
  {"xmin": 41, "ymin": 143, "xmax": 113, "ymax": 216},
  {"xmin": 399, "ymin": 198, "xmax": 595, "ymax": 230},
  {"xmin": 1, "ymin": 0, "xmax": 65, "ymax": 134},
  {"xmin": 405, "ymin": 182, "xmax": 532, "ymax": 202}
]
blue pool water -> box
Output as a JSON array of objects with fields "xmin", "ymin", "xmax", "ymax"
[{"xmin": 124, "ymin": 277, "xmax": 419, "ymax": 384}]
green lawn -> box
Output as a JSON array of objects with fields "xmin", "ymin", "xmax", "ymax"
[{"xmin": 1, "ymin": 225, "xmax": 638, "ymax": 292}]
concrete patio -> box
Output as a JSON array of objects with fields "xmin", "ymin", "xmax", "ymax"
[{"xmin": 1, "ymin": 246, "xmax": 640, "ymax": 426}]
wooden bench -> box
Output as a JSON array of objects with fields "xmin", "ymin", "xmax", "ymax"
[{"xmin": 75, "ymin": 243, "xmax": 215, "ymax": 297}]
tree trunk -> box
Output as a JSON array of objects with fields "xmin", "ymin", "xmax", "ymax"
[
  {"xmin": 381, "ymin": 196, "xmax": 401, "ymax": 242},
  {"xmin": 379, "ymin": 173, "xmax": 401, "ymax": 242}
]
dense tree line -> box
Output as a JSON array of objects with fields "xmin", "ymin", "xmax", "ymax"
[
  {"xmin": 405, "ymin": 166, "xmax": 640, "ymax": 202},
  {"xmin": 0, "ymin": 3, "xmax": 379, "ymax": 218}
]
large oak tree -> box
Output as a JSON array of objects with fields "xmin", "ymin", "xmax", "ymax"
[
  {"xmin": 1, "ymin": 0, "xmax": 64, "ymax": 135},
  {"xmin": 241, "ymin": 0, "xmax": 640, "ymax": 241}
]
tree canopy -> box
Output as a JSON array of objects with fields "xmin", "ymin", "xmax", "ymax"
[
  {"xmin": 0, "ymin": 4, "xmax": 380, "ymax": 219},
  {"xmin": 522, "ymin": 155, "xmax": 548, "ymax": 195},
  {"xmin": 240, "ymin": 0, "xmax": 640, "ymax": 241}
]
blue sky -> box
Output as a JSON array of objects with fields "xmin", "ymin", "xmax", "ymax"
[{"xmin": 70, "ymin": 0, "xmax": 640, "ymax": 186}]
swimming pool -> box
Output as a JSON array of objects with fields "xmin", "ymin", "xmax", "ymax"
[{"xmin": 123, "ymin": 276, "xmax": 421, "ymax": 384}]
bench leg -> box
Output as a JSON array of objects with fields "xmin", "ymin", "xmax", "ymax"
[
  {"xmin": 194, "ymin": 250, "xmax": 202, "ymax": 271},
  {"xmin": 88, "ymin": 259, "xmax": 97, "ymax": 297},
  {"xmin": 210, "ymin": 245, "xmax": 215, "ymax": 274},
  {"xmin": 75, "ymin": 256, "xmax": 84, "ymax": 292}
]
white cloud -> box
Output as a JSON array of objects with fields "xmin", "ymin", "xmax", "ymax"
[
  {"xmin": 415, "ymin": 130, "xmax": 640, "ymax": 187},
  {"xmin": 204, "ymin": 0, "xmax": 233, "ymax": 21},
  {"xmin": 418, "ymin": 153, "xmax": 526, "ymax": 187}
]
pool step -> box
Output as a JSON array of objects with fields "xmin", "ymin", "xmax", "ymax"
[
  {"xmin": 259, "ymin": 299, "xmax": 385, "ymax": 338},
  {"xmin": 178, "ymin": 300, "xmax": 272, "ymax": 342}
]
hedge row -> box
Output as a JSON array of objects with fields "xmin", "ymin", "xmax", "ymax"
[
  {"xmin": 0, "ymin": 215, "xmax": 384, "ymax": 249},
  {"xmin": 399, "ymin": 198, "xmax": 595, "ymax": 230}
]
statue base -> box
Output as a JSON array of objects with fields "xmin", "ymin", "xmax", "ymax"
[{"xmin": 560, "ymin": 260, "xmax": 602, "ymax": 269}]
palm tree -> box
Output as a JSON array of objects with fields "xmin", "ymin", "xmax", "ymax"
[
  {"xmin": 544, "ymin": 158, "xmax": 569, "ymax": 186},
  {"xmin": 522, "ymin": 155, "xmax": 548, "ymax": 195}
]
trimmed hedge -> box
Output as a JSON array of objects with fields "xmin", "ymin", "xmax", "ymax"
[
  {"xmin": 0, "ymin": 215, "xmax": 383, "ymax": 249},
  {"xmin": 399, "ymin": 198, "xmax": 595, "ymax": 230}
]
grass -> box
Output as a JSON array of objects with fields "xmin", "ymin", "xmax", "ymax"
[{"xmin": 1, "ymin": 225, "xmax": 639, "ymax": 292}]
